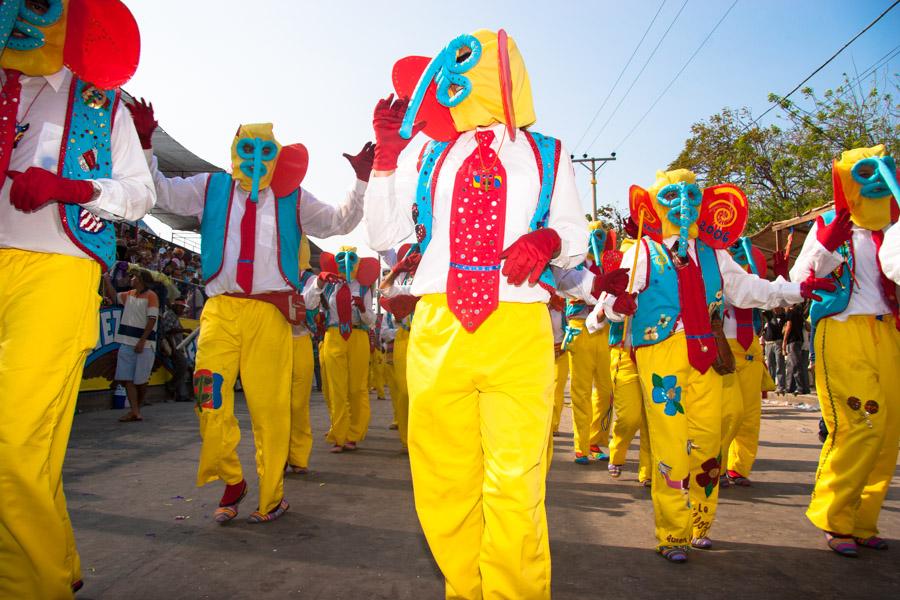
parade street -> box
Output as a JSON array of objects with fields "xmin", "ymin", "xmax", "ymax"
[{"xmin": 65, "ymin": 393, "xmax": 899, "ymax": 600}]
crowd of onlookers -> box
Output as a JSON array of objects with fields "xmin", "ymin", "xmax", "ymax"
[{"xmin": 761, "ymin": 303, "xmax": 812, "ymax": 396}]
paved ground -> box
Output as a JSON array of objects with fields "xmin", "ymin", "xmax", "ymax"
[{"xmin": 65, "ymin": 392, "xmax": 899, "ymax": 599}]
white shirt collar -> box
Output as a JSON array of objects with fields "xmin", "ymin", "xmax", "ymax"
[{"xmin": 20, "ymin": 67, "xmax": 70, "ymax": 93}]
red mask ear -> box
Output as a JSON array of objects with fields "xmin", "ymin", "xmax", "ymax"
[
  {"xmin": 63, "ymin": 0, "xmax": 141, "ymax": 89},
  {"xmin": 698, "ymin": 184, "xmax": 749, "ymax": 249},
  {"xmin": 319, "ymin": 252, "xmax": 338, "ymax": 274},
  {"xmin": 497, "ymin": 29, "xmax": 516, "ymax": 141},
  {"xmin": 392, "ymin": 56, "xmax": 459, "ymax": 142},
  {"xmin": 629, "ymin": 185, "xmax": 663, "ymax": 242},
  {"xmin": 356, "ymin": 257, "xmax": 381, "ymax": 287},
  {"xmin": 271, "ymin": 144, "xmax": 309, "ymax": 197}
]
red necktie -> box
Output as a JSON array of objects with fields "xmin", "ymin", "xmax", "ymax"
[
  {"xmin": 447, "ymin": 130, "xmax": 506, "ymax": 332},
  {"xmin": 734, "ymin": 307, "xmax": 754, "ymax": 350},
  {"xmin": 673, "ymin": 246, "xmax": 717, "ymax": 373},
  {"xmin": 336, "ymin": 283, "xmax": 352, "ymax": 340},
  {"xmin": 0, "ymin": 69, "xmax": 22, "ymax": 179},
  {"xmin": 872, "ymin": 229, "xmax": 900, "ymax": 331},
  {"xmin": 235, "ymin": 198, "xmax": 256, "ymax": 293}
]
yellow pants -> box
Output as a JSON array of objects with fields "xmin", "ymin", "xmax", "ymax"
[
  {"xmin": 0, "ymin": 250, "xmax": 99, "ymax": 600},
  {"xmin": 408, "ymin": 295, "xmax": 553, "ymax": 600},
  {"xmin": 550, "ymin": 352, "xmax": 569, "ymax": 433},
  {"xmin": 370, "ymin": 349, "xmax": 386, "ymax": 397},
  {"xmin": 722, "ymin": 338, "xmax": 764, "ymax": 477},
  {"xmin": 393, "ymin": 328, "xmax": 411, "ymax": 447},
  {"xmin": 635, "ymin": 332, "xmax": 724, "ymax": 547},
  {"xmin": 807, "ymin": 315, "xmax": 900, "ymax": 538},
  {"xmin": 322, "ymin": 328, "xmax": 370, "ymax": 446},
  {"xmin": 194, "ymin": 295, "xmax": 292, "ymax": 515},
  {"xmin": 608, "ymin": 346, "xmax": 651, "ymax": 480},
  {"xmin": 288, "ymin": 335, "xmax": 315, "ymax": 469},
  {"xmin": 567, "ymin": 318, "xmax": 612, "ymax": 456}
]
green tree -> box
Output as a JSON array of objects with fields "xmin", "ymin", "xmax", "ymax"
[{"xmin": 669, "ymin": 75, "xmax": 899, "ymax": 232}]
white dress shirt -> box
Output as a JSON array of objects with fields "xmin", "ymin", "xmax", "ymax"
[
  {"xmin": 791, "ymin": 223, "xmax": 892, "ymax": 319},
  {"xmin": 291, "ymin": 276, "xmax": 323, "ymax": 338},
  {"xmin": 149, "ymin": 153, "xmax": 365, "ymax": 297},
  {"xmin": 598, "ymin": 236, "xmax": 803, "ymax": 330},
  {"xmin": 881, "ymin": 223, "xmax": 900, "ymax": 286},
  {"xmin": 321, "ymin": 280, "xmax": 376, "ymax": 329},
  {"xmin": 0, "ymin": 69, "xmax": 155, "ymax": 259},
  {"xmin": 550, "ymin": 306, "xmax": 564, "ymax": 345},
  {"xmin": 364, "ymin": 123, "xmax": 587, "ymax": 303}
]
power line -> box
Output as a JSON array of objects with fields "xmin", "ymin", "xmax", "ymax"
[
  {"xmin": 582, "ymin": 0, "xmax": 690, "ymax": 154},
  {"xmin": 746, "ymin": 0, "xmax": 900, "ymax": 130},
  {"xmin": 572, "ymin": 0, "xmax": 667, "ymax": 153},
  {"xmin": 614, "ymin": 0, "xmax": 739, "ymax": 150}
]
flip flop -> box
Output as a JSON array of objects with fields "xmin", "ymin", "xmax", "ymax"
[
  {"xmin": 248, "ymin": 498, "xmax": 289, "ymax": 524},
  {"xmin": 118, "ymin": 413, "xmax": 142, "ymax": 422},
  {"xmin": 825, "ymin": 532, "xmax": 858, "ymax": 558},
  {"xmin": 691, "ymin": 537, "xmax": 713, "ymax": 550},
  {"xmin": 658, "ymin": 545, "xmax": 688, "ymax": 563},
  {"xmin": 854, "ymin": 536, "xmax": 888, "ymax": 550}
]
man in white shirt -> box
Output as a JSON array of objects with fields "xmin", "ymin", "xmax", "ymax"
[
  {"xmin": 130, "ymin": 100, "xmax": 372, "ymax": 525},
  {"xmin": 0, "ymin": 3, "xmax": 152, "ymax": 597},
  {"xmin": 596, "ymin": 169, "xmax": 828, "ymax": 562},
  {"xmin": 791, "ymin": 145, "xmax": 900, "ymax": 557},
  {"xmin": 365, "ymin": 29, "xmax": 586, "ymax": 599},
  {"xmin": 881, "ymin": 221, "xmax": 900, "ymax": 284}
]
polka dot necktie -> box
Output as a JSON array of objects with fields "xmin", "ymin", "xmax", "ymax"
[
  {"xmin": 447, "ymin": 130, "xmax": 506, "ymax": 332},
  {"xmin": 0, "ymin": 69, "xmax": 22, "ymax": 180}
]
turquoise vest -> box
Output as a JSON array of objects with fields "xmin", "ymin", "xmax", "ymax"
[
  {"xmin": 200, "ymin": 172, "xmax": 304, "ymax": 289},
  {"xmin": 414, "ymin": 129, "xmax": 561, "ymax": 290},
  {"xmin": 630, "ymin": 239, "xmax": 723, "ymax": 348},
  {"xmin": 609, "ymin": 321, "xmax": 624, "ymax": 346},
  {"xmin": 809, "ymin": 209, "xmax": 853, "ymax": 329},
  {"xmin": 59, "ymin": 79, "xmax": 118, "ymax": 269}
]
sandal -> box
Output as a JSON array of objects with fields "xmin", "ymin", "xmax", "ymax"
[
  {"xmin": 214, "ymin": 481, "xmax": 248, "ymax": 524},
  {"xmin": 719, "ymin": 474, "xmax": 730, "ymax": 489},
  {"xmin": 285, "ymin": 465, "xmax": 308, "ymax": 475},
  {"xmin": 727, "ymin": 470, "xmax": 751, "ymax": 487},
  {"xmin": 343, "ymin": 441, "xmax": 358, "ymax": 451},
  {"xmin": 118, "ymin": 413, "xmax": 143, "ymax": 422},
  {"xmin": 854, "ymin": 536, "xmax": 888, "ymax": 550},
  {"xmin": 72, "ymin": 580, "xmax": 84, "ymax": 593},
  {"xmin": 248, "ymin": 498, "xmax": 289, "ymax": 524},
  {"xmin": 691, "ymin": 537, "xmax": 713, "ymax": 550},
  {"xmin": 574, "ymin": 453, "xmax": 590, "ymax": 465},
  {"xmin": 590, "ymin": 445, "xmax": 609, "ymax": 461},
  {"xmin": 825, "ymin": 532, "xmax": 858, "ymax": 558},
  {"xmin": 608, "ymin": 464, "xmax": 623, "ymax": 478},
  {"xmin": 658, "ymin": 545, "xmax": 688, "ymax": 563},
  {"xmin": 329, "ymin": 445, "xmax": 343, "ymax": 454}
]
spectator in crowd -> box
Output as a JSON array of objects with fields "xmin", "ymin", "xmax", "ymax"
[
  {"xmin": 160, "ymin": 299, "xmax": 192, "ymax": 402},
  {"xmin": 783, "ymin": 303, "xmax": 810, "ymax": 395},
  {"xmin": 103, "ymin": 269, "xmax": 160, "ymax": 422},
  {"xmin": 761, "ymin": 307, "xmax": 787, "ymax": 394}
]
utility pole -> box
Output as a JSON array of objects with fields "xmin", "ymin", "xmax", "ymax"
[{"xmin": 571, "ymin": 153, "xmax": 616, "ymax": 219}]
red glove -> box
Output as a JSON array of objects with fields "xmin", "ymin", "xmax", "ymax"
[
  {"xmin": 353, "ymin": 296, "xmax": 366, "ymax": 311},
  {"xmin": 8, "ymin": 167, "xmax": 95, "ymax": 212},
  {"xmin": 317, "ymin": 271, "xmax": 343, "ymax": 287},
  {"xmin": 342, "ymin": 141, "xmax": 375, "ymax": 182},
  {"xmin": 372, "ymin": 94, "xmax": 425, "ymax": 171},
  {"xmin": 393, "ymin": 252, "xmax": 421, "ymax": 275},
  {"xmin": 591, "ymin": 267, "xmax": 629, "ymax": 299},
  {"xmin": 500, "ymin": 228, "xmax": 561, "ymax": 286},
  {"xmin": 125, "ymin": 97, "xmax": 158, "ymax": 149},
  {"xmin": 623, "ymin": 217, "xmax": 639, "ymax": 240},
  {"xmin": 800, "ymin": 271, "xmax": 837, "ymax": 302},
  {"xmin": 815, "ymin": 209, "xmax": 852, "ymax": 252},
  {"xmin": 772, "ymin": 249, "xmax": 789, "ymax": 280},
  {"xmin": 612, "ymin": 292, "xmax": 638, "ymax": 316}
]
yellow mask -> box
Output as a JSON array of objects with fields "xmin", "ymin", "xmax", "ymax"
[
  {"xmin": 0, "ymin": 0, "xmax": 68, "ymax": 76},
  {"xmin": 448, "ymin": 29, "xmax": 535, "ymax": 135},
  {"xmin": 230, "ymin": 123, "xmax": 281, "ymax": 201},
  {"xmin": 833, "ymin": 145, "xmax": 899, "ymax": 231},
  {"xmin": 647, "ymin": 169, "xmax": 702, "ymax": 240}
]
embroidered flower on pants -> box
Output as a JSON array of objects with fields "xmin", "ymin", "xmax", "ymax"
[
  {"xmin": 651, "ymin": 374, "xmax": 684, "ymax": 416},
  {"xmin": 695, "ymin": 455, "xmax": 721, "ymax": 498}
]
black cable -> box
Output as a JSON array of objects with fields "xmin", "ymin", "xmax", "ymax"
[
  {"xmin": 572, "ymin": 0, "xmax": 668, "ymax": 154},
  {"xmin": 746, "ymin": 0, "xmax": 900, "ymax": 130},
  {"xmin": 614, "ymin": 0, "xmax": 739, "ymax": 150}
]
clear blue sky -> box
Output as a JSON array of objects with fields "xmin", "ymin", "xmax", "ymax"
[{"xmin": 126, "ymin": 0, "xmax": 900, "ymax": 255}]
